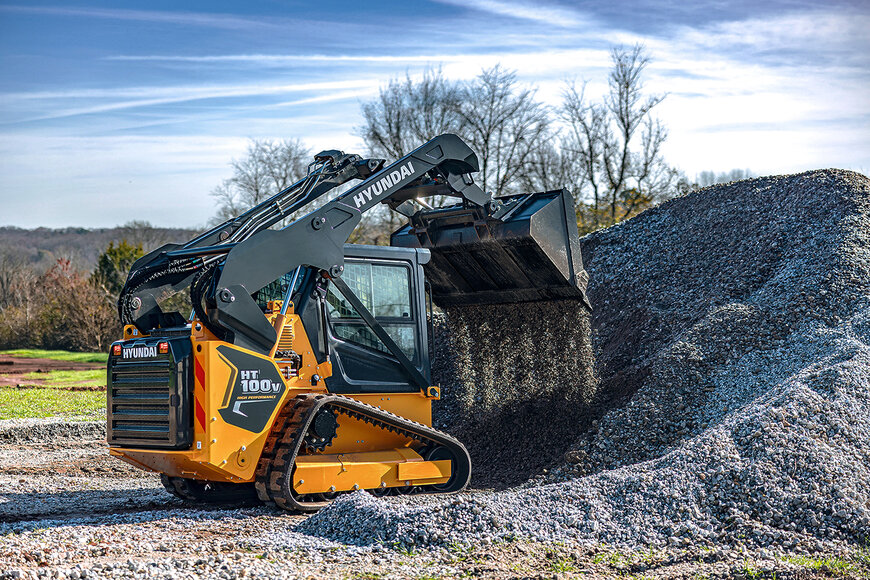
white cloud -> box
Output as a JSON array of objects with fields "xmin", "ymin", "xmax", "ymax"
[
  {"xmin": 431, "ymin": 0, "xmax": 591, "ymax": 28},
  {"xmin": 1, "ymin": 79, "xmax": 382, "ymax": 123},
  {"xmin": 268, "ymin": 89, "xmax": 380, "ymax": 109},
  {"xmin": 106, "ymin": 54, "xmax": 480, "ymax": 64},
  {"xmin": 0, "ymin": 5, "xmax": 279, "ymax": 31},
  {"xmin": 1, "ymin": 79, "xmax": 378, "ymax": 103},
  {"xmin": 676, "ymin": 10, "xmax": 870, "ymax": 57}
]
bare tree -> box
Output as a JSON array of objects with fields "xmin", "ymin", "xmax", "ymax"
[
  {"xmin": 0, "ymin": 255, "xmax": 39, "ymax": 348},
  {"xmin": 211, "ymin": 139, "xmax": 310, "ymax": 224},
  {"xmin": 355, "ymin": 68, "xmax": 470, "ymax": 241},
  {"xmin": 562, "ymin": 45, "xmax": 679, "ymax": 232},
  {"xmin": 359, "ymin": 65, "xmax": 553, "ymax": 199},
  {"xmin": 38, "ymin": 259, "xmax": 118, "ymax": 352},
  {"xmin": 0, "ymin": 256, "xmax": 119, "ymax": 351},
  {"xmin": 358, "ymin": 68, "xmax": 466, "ymax": 161},
  {"xmin": 560, "ymin": 84, "xmax": 607, "ymax": 219},
  {"xmin": 457, "ymin": 66, "xmax": 551, "ymax": 196},
  {"xmin": 516, "ymin": 137, "xmax": 577, "ymax": 193},
  {"xmin": 0, "ymin": 254, "xmax": 38, "ymax": 338}
]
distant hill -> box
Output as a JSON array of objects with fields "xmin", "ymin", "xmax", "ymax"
[{"xmin": 0, "ymin": 223, "xmax": 200, "ymax": 272}]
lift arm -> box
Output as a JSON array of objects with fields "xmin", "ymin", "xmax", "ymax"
[{"xmin": 207, "ymin": 134, "xmax": 489, "ymax": 352}]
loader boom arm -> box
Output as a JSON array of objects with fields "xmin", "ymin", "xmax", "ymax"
[{"xmin": 206, "ymin": 134, "xmax": 490, "ymax": 352}]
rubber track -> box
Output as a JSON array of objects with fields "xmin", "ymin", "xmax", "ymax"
[
  {"xmin": 160, "ymin": 474, "xmax": 258, "ymax": 504},
  {"xmin": 254, "ymin": 393, "xmax": 471, "ymax": 512}
]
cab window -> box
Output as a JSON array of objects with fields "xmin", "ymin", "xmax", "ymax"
[{"xmin": 326, "ymin": 261, "xmax": 417, "ymax": 359}]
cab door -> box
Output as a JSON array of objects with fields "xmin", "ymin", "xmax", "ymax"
[{"xmin": 323, "ymin": 247, "xmax": 430, "ymax": 393}]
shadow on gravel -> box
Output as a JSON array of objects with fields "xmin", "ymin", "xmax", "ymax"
[
  {"xmin": 0, "ymin": 488, "xmax": 274, "ymax": 527},
  {"xmin": 0, "ymin": 488, "xmax": 174, "ymax": 524}
]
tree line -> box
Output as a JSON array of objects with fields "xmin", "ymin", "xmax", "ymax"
[
  {"xmin": 0, "ymin": 237, "xmax": 147, "ymax": 352},
  {"xmin": 213, "ymin": 45, "xmax": 711, "ymax": 239}
]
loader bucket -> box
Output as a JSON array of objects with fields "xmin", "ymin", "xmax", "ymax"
[{"xmin": 390, "ymin": 189, "xmax": 591, "ymax": 308}]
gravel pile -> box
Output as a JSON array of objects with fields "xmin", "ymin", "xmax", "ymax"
[{"xmin": 301, "ymin": 169, "xmax": 870, "ymax": 549}]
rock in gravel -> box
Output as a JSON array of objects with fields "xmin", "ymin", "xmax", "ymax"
[{"xmin": 300, "ymin": 169, "xmax": 870, "ymax": 549}]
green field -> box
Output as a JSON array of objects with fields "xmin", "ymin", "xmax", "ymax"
[
  {"xmin": 0, "ymin": 350, "xmax": 107, "ymax": 419},
  {"xmin": 17, "ymin": 369, "xmax": 106, "ymax": 388},
  {"xmin": 0, "ymin": 349, "xmax": 108, "ymax": 363},
  {"xmin": 0, "ymin": 387, "xmax": 105, "ymax": 419}
]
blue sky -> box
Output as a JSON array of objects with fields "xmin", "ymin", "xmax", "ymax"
[{"xmin": 1, "ymin": 0, "xmax": 868, "ymax": 228}]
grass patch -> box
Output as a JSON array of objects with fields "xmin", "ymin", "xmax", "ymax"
[
  {"xmin": 390, "ymin": 542, "xmax": 418, "ymax": 557},
  {"xmin": 738, "ymin": 558, "xmax": 762, "ymax": 579},
  {"xmin": 0, "ymin": 349, "xmax": 107, "ymax": 364},
  {"xmin": 0, "ymin": 386, "xmax": 105, "ymax": 419},
  {"xmin": 783, "ymin": 553, "xmax": 867, "ymax": 577},
  {"xmin": 18, "ymin": 369, "xmax": 106, "ymax": 388},
  {"xmin": 593, "ymin": 550, "xmax": 629, "ymax": 568},
  {"xmin": 855, "ymin": 545, "xmax": 870, "ymax": 568},
  {"xmin": 549, "ymin": 557, "xmax": 578, "ymax": 573},
  {"xmin": 547, "ymin": 547, "xmax": 580, "ymax": 573}
]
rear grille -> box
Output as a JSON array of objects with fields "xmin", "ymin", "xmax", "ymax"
[{"xmin": 107, "ymin": 338, "xmax": 193, "ymax": 449}]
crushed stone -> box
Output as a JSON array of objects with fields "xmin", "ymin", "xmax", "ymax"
[
  {"xmin": 300, "ymin": 169, "xmax": 870, "ymax": 550},
  {"xmin": 0, "ymin": 418, "xmax": 105, "ymax": 444}
]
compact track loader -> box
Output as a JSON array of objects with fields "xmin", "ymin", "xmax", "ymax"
[{"xmin": 107, "ymin": 134, "xmax": 590, "ymax": 511}]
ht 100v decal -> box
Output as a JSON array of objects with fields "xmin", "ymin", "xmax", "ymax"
[{"xmin": 216, "ymin": 345, "xmax": 286, "ymax": 433}]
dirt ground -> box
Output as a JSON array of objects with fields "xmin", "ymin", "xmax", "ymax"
[{"xmin": 0, "ymin": 355, "xmax": 103, "ymax": 388}]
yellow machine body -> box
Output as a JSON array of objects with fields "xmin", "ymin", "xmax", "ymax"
[{"xmin": 110, "ymin": 301, "xmax": 450, "ymax": 493}]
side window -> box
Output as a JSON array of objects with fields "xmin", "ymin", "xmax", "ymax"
[{"xmin": 326, "ymin": 262, "xmax": 417, "ymax": 359}]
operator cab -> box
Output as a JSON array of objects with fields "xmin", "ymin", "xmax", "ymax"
[{"xmin": 256, "ymin": 245, "xmax": 433, "ymax": 395}]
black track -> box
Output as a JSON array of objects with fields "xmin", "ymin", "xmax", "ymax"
[
  {"xmin": 160, "ymin": 474, "xmax": 259, "ymax": 504},
  {"xmin": 254, "ymin": 393, "xmax": 471, "ymax": 512}
]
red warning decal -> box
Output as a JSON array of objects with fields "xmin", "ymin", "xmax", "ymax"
[
  {"xmin": 194, "ymin": 356, "xmax": 206, "ymax": 429},
  {"xmin": 195, "ymin": 357, "xmax": 205, "ymax": 390},
  {"xmin": 195, "ymin": 399, "xmax": 206, "ymax": 430}
]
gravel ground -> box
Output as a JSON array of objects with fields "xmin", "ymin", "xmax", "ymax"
[
  {"xmin": 0, "ymin": 419, "xmax": 168, "ymax": 522},
  {"xmin": 301, "ymin": 169, "xmax": 870, "ymax": 551},
  {"xmin": 3, "ymin": 459, "xmax": 866, "ymax": 580},
  {"xmin": 9, "ymin": 432, "xmax": 860, "ymax": 579},
  {"xmin": 0, "ymin": 418, "xmax": 105, "ymax": 444}
]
